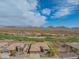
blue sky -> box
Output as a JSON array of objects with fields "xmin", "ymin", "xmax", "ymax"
[{"xmin": 0, "ymin": 0, "xmax": 79, "ymax": 27}]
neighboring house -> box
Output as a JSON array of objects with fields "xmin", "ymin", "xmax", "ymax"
[
  {"xmin": 64, "ymin": 43, "xmax": 79, "ymax": 54},
  {"xmin": 30, "ymin": 43, "xmax": 49, "ymax": 54}
]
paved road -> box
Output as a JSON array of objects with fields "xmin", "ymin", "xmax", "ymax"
[
  {"xmin": 61, "ymin": 57, "xmax": 78, "ymax": 59},
  {"xmin": 1, "ymin": 54, "xmax": 78, "ymax": 59},
  {"xmin": 1, "ymin": 57, "xmax": 78, "ymax": 59}
]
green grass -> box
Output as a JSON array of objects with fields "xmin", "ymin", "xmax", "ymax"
[{"xmin": 0, "ymin": 33, "xmax": 79, "ymax": 42}]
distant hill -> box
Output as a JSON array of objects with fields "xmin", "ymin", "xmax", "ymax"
[{"xmin": 0, "ymin": 26, "xmax": 79, "ymax": 35}]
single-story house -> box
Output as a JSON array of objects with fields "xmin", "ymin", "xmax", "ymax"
[{"xmin": 64, "ymin": 43, "xmax": 79, "ymax": 54}]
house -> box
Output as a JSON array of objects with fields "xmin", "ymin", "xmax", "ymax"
[
  {"xmin": 7, "ymin": 42, "xmax": 29, "ymax": 56},
  {"xmin": 64, "ymin": 43, "xmax": 79, "ymax": 54},
  {"xmin": 30, "ymin": 42, "xmax": 49, "ymax": 54},
  {"xmin": 30, "ymin": 43, "xmax": 40, "ymax": 53},
  {"xmin": 0, "ymin": 42, "xmax": 8, "ymax": 53}
]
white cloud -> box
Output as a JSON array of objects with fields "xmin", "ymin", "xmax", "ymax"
[
  {"xmin": 42, "ymin": 8, "xmax": 51, "ymax": 15},
  {"xmin": 0, "ymin": 0, "xmax": 46, "ymax": 27},
  {"xmin": 67, "ymin": 0, "xmax": 79, "ymax": 5},
  {"xmin": 23, "ymin": 11, "xmax": 46, "ymax": 27},
  {"xmin": 51, "ymin": 0, "xmax": 79, "ymax": 18},
  {"xmin": 52, "ymin": 8, "xmax": 71, "ymax": 18}
]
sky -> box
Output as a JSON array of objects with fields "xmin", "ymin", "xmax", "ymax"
[{"xmin": 0, "ymin": 0, "xmax": 79, "ymax": 27}]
